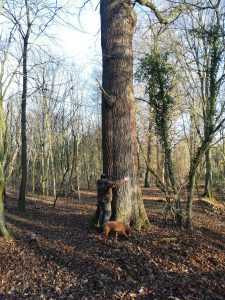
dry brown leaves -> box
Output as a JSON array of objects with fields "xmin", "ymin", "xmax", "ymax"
[{"xmin": 0, "ymin": 189, "xmax": 225, "ymax": 299}]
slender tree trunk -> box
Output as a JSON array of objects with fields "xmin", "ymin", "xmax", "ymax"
[
  {"xmin": 5, "ymin": 146, "xmax": 19, "ymax": 185},
  {"xmin": 18, "ymin": 32, "xmax": 29, "ymax": 211},
  {"xmin": 189, "ymin": 109, "xmax": 196, "ymax": 163},
  {"xmin": 160, "ymin": 112, "xmax": 177, "ymax": 192},
  {"xmin": 100, "ymin": 0, "xmax": 149, "ymax": 228},
  {"xmin": 0, "ymin": 91, "xmax": 9, "ymax": 237},
  {"xmin": 32, "ymin": 152, "xmax": 36, "ymax": 195},
  {"xmin": 204, "ymin": 149, "xmax": 213, "ymax": 198},
  {"xmin": 156, "ymin": 138, "xmax": 163, "ymax": 182},
  {"xmin": 222, "ymin": 127, "xmax": 225, "ymax": 181},
  {"xmin": 144, "ymin": 166, "xmax": 150, "ymax": 188},
  {"xmin": 186, "ymin": 170, "xmax": 195, "ymax": 230},
  {"xmin": 74, "ymin": 134, "xmax": 81, "ymax": 201},
  {"xmin": 50, "ymin": 147, "xmax": 56, "ymax": 198},
  {"xmin": 46, "ymin": 153, "xmax": 50, "ymax": 196},
  {"xmin": 41, "ymin": 143, "xmax": 46, "ymax": 195},
  {"xmin": 53, "ymin": 146, "xmax": 70, "ymax": 208},
  {"xmin": 144, "ymin": 107, "xmax": 153, "ymax": 188},
  {"xmin": 186, "ymin": 136, "xmax": 213, "ymax": 229},
  {"xmin": 45, "ymin": 122, "xmax": 50, "ymax": 196},
  {"xmin": 159, "ymin": 109, "xmax": 183, "ymax": 226},
  {"xmin": 45, "ymin": 105, "xmax": 50, "ymax": 196},
  {"xmin": 83, "ymin": 157, "xmax": 90, "ymax": 189},
  {"xmin": 0, "ymin": 174, "xmax": 9, "ymax": 237},
  {"xmin": 137, "ymin": 145, "xmax": 142, "ymax": 178},
  {"xmin": 48, "ymin": 122, "xmax": 56, "ymax": 198},
  {"xmin": 69, "ymin": 130, "xmax": 81, "ymax": 201}
]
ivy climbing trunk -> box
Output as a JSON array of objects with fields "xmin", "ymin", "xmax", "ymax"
[{"xmin": 100, "ymin": 0, "xmax": 149, "ymax": 228}]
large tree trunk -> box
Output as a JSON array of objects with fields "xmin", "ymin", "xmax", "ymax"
[{"xmin": 100, "ymin": 0, "xmax": 149, "ymax": 229}]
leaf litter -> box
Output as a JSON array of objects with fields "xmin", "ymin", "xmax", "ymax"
[{"xmin": 0, "ymin": 190, "xmax": 224, "ymax": 299}]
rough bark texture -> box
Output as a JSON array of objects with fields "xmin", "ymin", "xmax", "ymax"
[{"xmin": 100, "ymin": 0, "xmax": 149, "ymax": 229}]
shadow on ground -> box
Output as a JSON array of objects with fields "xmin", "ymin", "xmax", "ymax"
[{"xmin": 0, "ymin": 191, "xmax": 224, "ymax": 299}]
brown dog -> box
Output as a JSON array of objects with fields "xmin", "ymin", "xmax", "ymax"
[{"xmin": 102, "ymin": 221, "xmax": 131, "ymax": 242}]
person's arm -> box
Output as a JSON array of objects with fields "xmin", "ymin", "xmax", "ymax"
[{"xmin": 106, "ymin": 176, "xmax": 129, "ymax": 188}]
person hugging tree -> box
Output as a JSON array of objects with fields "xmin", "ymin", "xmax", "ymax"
[{"xmin": 96, "ymin": 174, "xmax": 129, "ymax": 229}]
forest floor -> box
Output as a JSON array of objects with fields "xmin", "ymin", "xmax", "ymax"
[{"xmin": 0, "ymin": 188, "xmax": 225, "ymax": 300}]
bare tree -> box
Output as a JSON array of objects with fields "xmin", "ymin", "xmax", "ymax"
[
  {"xmin": 180, "ymin": 1, "xmax": 225, "ymax": 228},
  {"xmin": 0, "ymin": 21, "xmax": 19, "ymax": 236},
  {"xmin": 3, "ymin": 0, "xmax": 65, "ymax": 210}
]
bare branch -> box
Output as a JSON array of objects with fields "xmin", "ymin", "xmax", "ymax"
[
  {"xmin": 136, "ymin": 0, "xmax": 186, "ymax": 25},
  {"xmin": 135, "ymin": 97, "xmax": 150, "ymax": 104}
]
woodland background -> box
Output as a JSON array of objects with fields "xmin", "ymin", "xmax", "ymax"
[
  {"xmin": 1, "ymin": 1, "xmax": 225, "ymax": 202},
  {"xmin": 0, "ymin": 0, "xmax": 225, "ymax": 299}
]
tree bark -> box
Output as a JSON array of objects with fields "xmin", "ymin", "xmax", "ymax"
[
  {"xmin": 0, "ymin": 93, "xmax": 9, "ymax": 237},
  {"xmin": 0, "ymin": 181, "xmax": 9, "ymax": 237},
  {"xmin": 186, "ymin": 169, "xmax": 195, "ymax": 230},
  {"xmin": 41, "ymin": 143, "xmax": 47, "ymax": 195},
  {"xmin": 186, "ymin": 136, "xmax": 213, "ymax": 229},
  {"xmin": 144, "ymin": 166, "xmax": 150, "ymax": 188},
  {"xmin": 18, "ymin": 31, "xmax": 29, "ymax": 211},
  {"xmin": 31, "ymin": 151, "xmax": 36, "ymax": 195},
  {"xmin": 47, "ymin": 116, "xmax": 56, "ymax": 198},
  {"xmin": 204, "ymin": 149, "xmax": 213, "ymax": 198},
  {"xmin": 70, "ymin": 130, "xmax": 81, "ymax": 201},
  {"xmin": 100, "ymin": 0, "xmax": 149, "ymax": 228},
  {"xmin": 144, "ymin": 106, "xmax": 153, "ymax": 188}
]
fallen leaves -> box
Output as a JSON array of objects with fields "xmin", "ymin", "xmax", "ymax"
[{"xmin": 0, "ymin": 190, "xmax": 224, "ymax": 299}]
